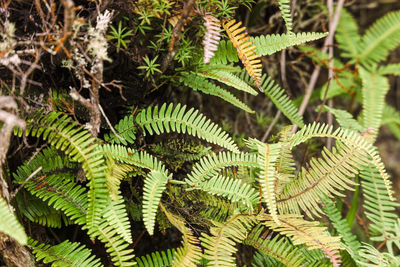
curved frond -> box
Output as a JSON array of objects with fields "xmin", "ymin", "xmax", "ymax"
[
  {"xmin": 134, "ymin": 249, "xmax": 176, "ymax": 267},
  {"xmin": 377, "ymin": 63, "xmax": 400, "ymax": 76},
  {"xmin": 104, "ymin": 115, "xmax": 136, "ymax": 145},
  {"xmin": 136, "ymin": 103, "xmax": 240, "ymax": 152},
  {"xmin": 358, "ymin": 10, "xmax": 400, "ymax": 66},
  {"xmin": 0, "ymin": 197, "xmax": 27, "ymax": 245},
  {"xmin": 277, "ymin": 142, "xmax": 366, "ymax": 217},
  {"xmin": 277, "ymin": 0, "xmax": 293, "ymax": 33},
  {"xmin": 222, "ymin": 19, "xmax": 263, "ymax": 90},
  {"xmin": 288, "ymin": 123, "xmax": 394, "ymax": 201},
  {"xmin": 359, "ymin": 67, "xmax": 390, "ymax": 141},
  {"xmin": 203, "ymin": 15, "xmax": 221, "ymax": 64},
  {"xmin": 185, "ymin": 151, "xmax": 258, "ymax": 186},
  {"xmin": 242, "ymin": 73, "xmax": 304, "ymax": 127},
  {"xmin": 29, "ymin": 238, "xmax": 102, "ymax": 267},
  {"xmin": 160, "ymin": 204, "xmax": 202, "ymax": 266},
  {"xmin": 336, "ymin": 8, "xmax": 361, "ymax": 59},
  {"xmin": 105, "ymin": 155, "xmax": 134, "ymax": 201},
  {"xmin": 210, "ymin": 40, "xmax": 239, "ymax": 65},
  {"xmin": 143, "ymin": 170, "xmax": 170, "ymax": 235},
  {"xmin": 103, "ymin": 194, "xmax": 132, "ymax": 244},
  {"xmin": 200, "ymin": 214, "xmax": 257, "ymax": 266},
  {"xmin": 247, "ymin": 138, "xmax": 281, "ymax": 224},
  {"xmin": 244, "ymin": 225, "xmax": 305, "ymax": 267},
  {"xmin": 181, "ymin": 72, "xmax": 254, "ymax": 113},
  {"xmin": 194, "ymin": 175, "xmax": 259, "ymax": 211},
  {"xmin": 357, "ymin": 243, "xmax": 400, "ymax": 266},
  {"xmin": 320, "ymin": 106, "xmax": 363, "ymax": 131},
  {"xmin": 253, "ymin": 32, "xmax": 328, "ymax": 56},
  {"xmin": 22, "ymin": 112, "xmax": 107, "ymax": 235}
]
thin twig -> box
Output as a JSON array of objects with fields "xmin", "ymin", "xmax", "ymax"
[
  {"xmin": 97, "ymin": 103, "xmax": 125, "ymax": 142},
  {"xmin": 261, "ymin": 110, "xmax": 281, "ymax": 142},
  {"xmin": 10, "ymin": 166, "xmax": 42, "ymax": 200}
]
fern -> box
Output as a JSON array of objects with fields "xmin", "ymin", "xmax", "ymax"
[
  {"xmin": 320, "ymin": 105, "xmax": 363, "ymax": 132},
  {"xmin": 335, "ymin": 8, "xmax": 361, "ymax": 59},
  {"xmin": 160, "ymin": 204, "xmax": 202, "ymax": 266},
  {"xmin": 200, "ymin": 214, "xmax": 257, "ymax": 266},
  {"xmin": 194, "ymin": 175, "xmax": 259, "ymax": 212},
  {"xmin": 357, "ymin": 10, "xmax": 400, "ymax": 66},
  {"xmin": 222, "ymin": 19, "xmax": 263, "ymax": 90},
  {"xmin": 181, "ymin": 72, "xmax": 254, "ymax": 113},
  {"xmin": 359, "ymin": 67, "xmax": 390, "ymax": 141},
  {"xmin": 136, "ymin": 103, "xmax": 240, "ymax": 152},
  {"xmin": 210, "ymin": 40, "xmax": 239, "ymax": 65},
  {"xmin": 203, "ymin": 15, "xmax": 221, "ymax": 64},
  {"xmin": 29, "ymin": 238, "xmax": 102, "ymax": 267},
  {"xmin": 277, "ymin": 0, "xmax": 293, "ymax": 33},
  {"xmin": 377, "ymin": 63, "xmax": 400, "ymax": 76},
  {"xmin": 105, "ymin": 155, "xmax": 134, "ymax": 201},
  {"xmin": 104, "ymin": 115, "xmax": 136, "ymax": 145},
  {"xmin": 357, "ymin": 243, "xmax": 400, "ymax": 267},
  {"xmin": 22, "ymin": 112, "xmax": 108, "ymax": 236},
  {"xmin": 0, "ymin": 197, "xmax": 27, "ymax": 245},
  {"xmin": 134, "ymin": 249, "xmax": 176, "ymax": 267},
  {"xmin": 244, "ymin": 225, "xmax": 305, "ymax": 266},
  {"xmin": 247, "ymin": 138, "xmax": 281, "ymax": 224}
]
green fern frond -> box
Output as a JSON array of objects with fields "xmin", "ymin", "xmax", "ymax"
[
  {"xmin": 0, "ymin": 197, "xmax": 27, "ymax": 245},
  {"xmin": 136, "ymin": 103, "xmax": 240, "ymax": 152},
  {"xmin": 247, "ymin": 138, "xmax": 281, "ymax": 224},
  {"xmin": 185, "ymin": 151, "xmax": 258, "ymax": 186},
  {"xmin": 360, "ymin": 163, "xmax": 399, "ymax": 243},
  {"xmin": 104, "ymin": 115, "xmax": 136, "ymax": 145},
  {"xmin": 103, "ymin": 194, "xmax": 133, "ymax": 244},
  {"xmin": 358, "ymin": 10, "xmax": 400, "ymax": 66},
  {"xmin": 106, "ymin": 155, "xmax": 134, "ymax": 201},
  {"xmin": 277, "ymin": 0, "xmax": 293, "ymax": 33},
  {"xmin": 134, "ymin": 249, "xmax": 176, "ymax": 267},
  {"xmin": 357, "ymin": 243, "xmax": 400, "ymax": 267},
  {"xmin": 200, "ymin": 214, "xmax": 257, "ymax": 266},
  {"xmin": 320, "ymin": 106, "xmax": 363, "ymax": 131},
  {"xmin": 197, "ymin": 69, "xmax": 258, "ymax": 95},
  {"xmin": 359, "ymin": 67, "xmax": 390, "ymax": 140},
  {"xmin": 29, "ymin": 238, "xmax": 102, "ymax": 267},
  {"xmin": 22, "ymin": 112, "xmax": 108, "ymax": 235},
  {"xmin": 160, "ymin": 204, "xmax": 202, "ymax": 266},
  {"xmin": 382, "ymin": 104, "xmax": 400, "ymax": 140},
  {"xmin": 181, "ymin": 73, "xmax": 254, "ymax": 113},
  {"xmin": 241, "ymin": 73, "xmax": 304, "ymax": 127},
  {"xmin": 377, "ymin": 63, "xmax": 400, "ymax": 76},
  {"xmin": 259, "ymin": 213, "xmax": 343, "ymax": 252},
  {"xmin": 277, "ymin": 142, "xmax": 365, "ymax": 217},
  {"xmin": 288, "ymin": 122, "xmax": 394, "ymax": 201},
  {"xmin": 323, "ymin": 200, "xmax": 361, "ymax": 262},
  {"xmin": 276, "ymin": 128, "xmax": 296, "ymax": 182},
  {"xmin": 194, "ymin": 175, "xmax": 259, "ymax": 212},
  {"xmin": 210, "ymin": 40, "xmax": 239, "ymax": 65},
  {"xmin": 244, "ymin": 225, "xmax": 305, "ymax": 266},
  {"xmin": 94, "ymin": 219, "xmax": 135, "ymax": 266},
  {"xmin": 336, "ymin": 8, "xmax": 361, "ymax": 59},
  {"xmin": 253, "ymin": 32, "xmax": 328, "ymax": 56},
  {"xmin": 143, "ymin": 170, "xmax": 171, "ymax": 235}
]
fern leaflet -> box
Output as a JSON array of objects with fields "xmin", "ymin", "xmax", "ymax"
[
  {"xmin": 203, "ymin": 15, "xmax": 221, "ymax": 64},
  {"xmin": 0, "ymin": 197, "xmax": 27, "ymax": 245}
]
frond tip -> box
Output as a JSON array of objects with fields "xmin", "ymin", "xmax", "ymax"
[
  {"xmin": 203, "ymin": 15, "xmax": 221, "ymax": 64},
  {"xmin": 223, "ymin": 19, "xmax": 263, "ymax": 91}
]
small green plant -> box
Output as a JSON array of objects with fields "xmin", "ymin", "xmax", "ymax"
[
  {"xmin": 107, "ymin": 20, "xmax": 133, "ymax": 52},
  {"xmin": 137, "ymin": 55, "xmax": 162, "ymax": 80}
]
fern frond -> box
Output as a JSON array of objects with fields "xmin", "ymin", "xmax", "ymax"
[
  {"xmin": 288, "ymin": 122, "xmax": 394, "ymax": 201},
  {"xmin": 277, "ymin": 0, "xmax": 293, "ymax": 33},
  {"xmin": 323, "ymin": 199, "xmax": 361, "ymax": 262},
  {"xmin": 22, "ymin": 112, "xmax": 108, "ymax": 236},
  {"xmin": 105, "ymin": 155, "xmax": 134, "ymax": 201},
  {"xmin": 94, "ymin": 219, "xmax": 135, "ymax": 266},
  {"xmin": 241, "ymin": 73, "xmax": 304, "ymax": 127},
  {"xmin": 359, "ymin": 67, "xmax": 390, "ymax": 141},
  {"xmin": 203, "ymin": 15, "xmax": 221, "ymax": 64},
  {"xmin": 357, "ymin": 243, "xmax": 400, "ymax": 267},
  {"xmin": 244, "ymin": 225, "xmax": 305, "ymax": 266},
  {"xmin": 103, "ymin": 194, "xmax": 133, "ymax": 244},
  {"xmin": 181, "ymin": 72, "xmax": 255, "ymax": 113},
  {"xmin": 277, "ymin": 142, "xmax": 366, "ymax": 217},
  {"xmin": 197, "ymin": 69, "xmax": 258, "ymax": 95},
  {"xmin": 222, "ymin": 19, "xmax": 263, "ymax": 91},
  {"xmin": 259, "ymin": 213, "xmax": 343, "ymax": 255},
  {"xmin": 0, "ymin": 197, "xmax": 27, "ymax": 245},
  {"xmin": 160, "ymin": 204, "xmax": 202, "ymax": 266},
  {"xmin": 247, "ymin": 138, "xmax": 281, "ymax": 224},
  {"xmin": 200, "ymin": 214, "xmax": 257, "ymax": 266},
  {"xmin": 185, "ymin": 151, "xmax": 258, "ymax": 186},
  {"xmin": 143, "ymin": 170, "xmax": 171, "ymax": 235},
  {"xmin": 377, "ymin": 63, "xmax": 400, "ymax": 76},
  {"xmin": 194, "ymin": 175, "xmax": 259, "ymax": 212},
  {"xmin": 358, "ymin": 10, "xmax": 400, "ymax": 66},
  {"xmin": 254, "ymin": 32, "xmax": 328, "ymax": 56},
  {"xmin": 29, "ymin": 238, "xmax": 102, "ymax": 267},
  {"xmin": 134, "ymin": 249, "xmax": 176, "ymax": 267},
  {"xmin": 104, "ymin": 115, "xmax": 136, "ymax": 145},
  {"xmin": 360, "ymin": 163, "xmax": 399, "ymax": 243},
  {"xmin": 210, "ymin": 40, "xmax": 239, "ymax": 64},
  {"xmin": 335, "ymin": 8, "xmax": 361, "ymax": 59},
  {"xmin": 320, "ymin": 105, "xmax": 363, "ymax": 131},
  {"xmin": 136, "ymin": 103, "xmax": 240, "ymax": 152}
]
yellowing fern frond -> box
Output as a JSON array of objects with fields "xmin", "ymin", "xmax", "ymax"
[{"xmin": 222, "ymin": 19, "xmax": 263, "ymax": 91}]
